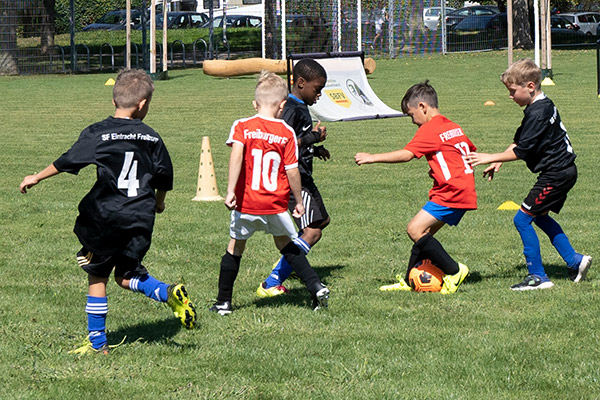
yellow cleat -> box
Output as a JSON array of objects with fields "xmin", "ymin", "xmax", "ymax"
[
  {"xmin": 256, "ymin": 281, "xmax": 289, "ymax": 298},
  {"xmin": 167, "ymin": 284, "xmax": 197, "ymax": 329},
  {"xmin": 68, "ymin": 336, "xmax": 126, "ymax": 355},
  {"xmin": 379, "ymin": 275, "xmax": 413, "ymax": 291},
  {"xmin": 440, "ymin": 263, "xmax": 469, "ymax": 295}
]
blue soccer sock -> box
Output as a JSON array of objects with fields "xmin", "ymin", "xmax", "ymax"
[
  {"xmin": 514, "ymin": 210, "xmax": 547, "ymax": 280},
  {"xmin": 534, "ymin": 214, "xmax": 582, "ymax": 269},
  {"xmin": 129, "ymin": 274, "xmax": 168, "ymax": 302},
  {"xmin": 86, "ymin": 295, "xmax": 108, "ymax": 349},
  {"xmin": 265, "ymin": 237, "xmax": 311, "ymax": 288}
]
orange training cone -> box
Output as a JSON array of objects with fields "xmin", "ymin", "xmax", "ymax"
[{"xmin": 192, "ymin": 136, "xmax": 223, "ymax": 202}]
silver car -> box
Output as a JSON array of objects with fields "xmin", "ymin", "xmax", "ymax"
[
  {"xmin": 423, "ymin": 6, "xmax": 455, "ymax": 30},
  {"xmin": 559, "ymin": 12, "xmax": 600, "ymax": 35}
]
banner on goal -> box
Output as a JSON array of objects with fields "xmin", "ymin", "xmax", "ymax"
[{"xmin": 288, "ymin": 52, "xmax": 404, "ymax": 122}]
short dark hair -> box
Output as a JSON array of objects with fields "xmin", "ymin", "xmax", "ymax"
[
  {"xmin": 113, "ymin": 68, "xmax": 154, "ymax": 109},
  {"xmin": 401, "ymin": 80, "xmax": 438, "ymax": 113},
  {"xmin": 292, "ymin": 58, "xmax": 327, "ymax": 83}
]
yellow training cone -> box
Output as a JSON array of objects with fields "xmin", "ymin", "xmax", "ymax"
[
  {"xmin": 193, "ymin": 136, "xmax": 223, "ymax": 202},
  {"xmin": 484, "ymin": 100, "xmax": 495, "ymax": 106},
  {"xmin": 105, "ymin": 78, "xmax": 115, "ymax": 86},
  {"xmin": 497, "ymin": 201, "xmax": 520, "ymax": 210},
  {"xmin": 541, "ymin": 77, "xmax": 555, "ymax": 86}
]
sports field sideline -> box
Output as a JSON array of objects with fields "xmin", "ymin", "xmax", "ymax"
[{"xmin": 1, "ymin": 50, "xmax": 599, "ymax": 399}]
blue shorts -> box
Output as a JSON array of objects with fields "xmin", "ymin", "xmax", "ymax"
[{"xmin": 422, "ymin": 201, "xmax": 468, "ymax": 226}]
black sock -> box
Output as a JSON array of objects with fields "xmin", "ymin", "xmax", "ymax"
[
  {"xmin": 405, "ymin": 243, "xmax": 423, "ymax": 282},
  {"xmin": 414, "ymin": 233, "xmax": 459, "ymax": 275},
  {"xmin": 281, "ymin": 242, "xmax": 321, "ymax": 295},
  {"xmin": 217, "ymin": 252, "xmax": 241, "ymax": 302}
]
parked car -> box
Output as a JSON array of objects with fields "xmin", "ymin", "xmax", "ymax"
[
  {"xmin": 558, "ymin": 12, "xmax": 600, "ymax": 35},
  {"xmin": 140, "ymin": 11, "xmax": 209, "ymax": 30},
  {"xmin": 443, "ymin": 5, "xmax": 500, "ymax": 30},
  {"xmin": 447, "ymin": 13, "xmax": 585, "ymax": 51},
  {"xmin": 447, "ymin": 13, "xmax": 506, "ymax": 51},
  {"xmin": 82, "ymin": 9, "xmax": 143, "ymax": 31},
  {"xmin": 202, "ymin": 14, "xmax": 262, "ymax": 28},
  {"xmin": 423, "ymin": 6, "xmax": 455, "ymax": 30},
  {"xmin": 550, "ymin": 15, "xmax": 586, "ymax": 44}
]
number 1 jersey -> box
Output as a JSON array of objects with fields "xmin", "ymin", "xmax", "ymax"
[
  {"xmin": 404, "ymin": 114, "xmax": 477, "ymax": 209},
  {"xmin": 227, "ymin": 115, "xmax": 298, "ymax": 215},
  {"xmin": 53, "ymin": 116, "xmax": 173, "ymax": 259}
]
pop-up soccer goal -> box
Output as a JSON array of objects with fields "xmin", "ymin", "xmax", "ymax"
[{"xmin": 287, "ymin": 52, "xmax": 404, "ymax": 122}]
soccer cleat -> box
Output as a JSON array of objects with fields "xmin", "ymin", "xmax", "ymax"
[
  {"xmin": 209, "ymin": 301, "xmax": 232, "ymax": 316},
  {"xmin": 167, "ymin": 284, "xmax": 197, "ymax": 329},
  {"xmin": 68, "ymin": 336, "xmax": 126, "ymax": 355},
  {"xmin": 511, "ymin": 274, "xmax": 555, "ymax": 291},
  {"xmin": 379, "ymin": 274, "xmax": 413, "ymax": 291},
  {"xmin": 312, "ymin": 285, "xmax": 330, "ymax": 311},
  {"xmin": 256, "ymin": 281, "xmax": 289, "ymax": 298},
  {"xmin": 569, "ymin": 255, "xmax": 592, "ymax": 283},
  {"xmin": 440, "ymin": 263, "xmax": 469, "ymax": 295}
]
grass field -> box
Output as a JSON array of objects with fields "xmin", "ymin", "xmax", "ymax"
[{"xmin": 2, "ymin": 50, "xmax": 600, "ymax": 399}]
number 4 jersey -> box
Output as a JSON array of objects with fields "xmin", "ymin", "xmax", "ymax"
[
  {"xmin": 227, "ymin": 114, "xmax": 298, "ymax": 215},
  {"xmin": 404, "ymin": 115, "xmax": 477, "ymax": 209},
  {"xmin": 53, "ymin": 116, "xmax": 173, "ymax": 259}
]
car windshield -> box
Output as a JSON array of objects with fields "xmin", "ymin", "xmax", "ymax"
[
  {"xmin": 97, "ymin": 11, "xmax": 126, "ymax": 24},
  {"xmin": 454, "ymin": 15, "xmax": 494, "ymax": 31},
  {"xmin": 426, "ymin": 9, "xmax": 441, "ymax": 17}
]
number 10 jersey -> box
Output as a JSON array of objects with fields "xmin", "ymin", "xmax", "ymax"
[{"xmin": 227, "ymin": 114, "xmax": 298, "ymax": 215}]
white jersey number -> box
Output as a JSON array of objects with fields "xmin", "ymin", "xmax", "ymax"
[
  {"xmin": 435, "ymin": 142, "xmax": 473, "ymax": 181},
  {"xmin": 117, "ymin": 151, "xmax": 140, "ymax": 197},
  {"xmin": 250, "ymin": 149, "xmax": 281, "ymax": 192}
]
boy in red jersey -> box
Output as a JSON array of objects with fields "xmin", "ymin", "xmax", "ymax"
[
  {"xmin": 209, "ymin": 71, "xmax": 329, "ymax": 315},
  {"xmin": 355, "ymin": 81, "xmax": 476, "ymax": 294}
]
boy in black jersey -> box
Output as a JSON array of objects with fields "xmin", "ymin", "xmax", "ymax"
[
  {"xmin": 19, "ymin": 69, "xmax": 197, "ymax": 354},
  {"xmin": 256, "ymin": 58, "xmax": 331, "ymax": 298},
  {"xmin": 467, "ymin": 59, "xmax": 592, "ymax": 290}
]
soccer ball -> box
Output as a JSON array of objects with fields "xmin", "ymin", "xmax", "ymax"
[{"xmin": 408, "ymin": 259, "xmax": 444, "ymax": 292}]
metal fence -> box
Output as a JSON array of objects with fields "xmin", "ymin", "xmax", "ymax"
[{"xmin": 1, "ymin": 0, "xmax": 597, "ymax": 75}]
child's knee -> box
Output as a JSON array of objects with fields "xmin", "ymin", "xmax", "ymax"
[
  {"xmin": 513, "ymin": 210, "xmax": 534, "ymax": 231},
  {"xmin": 114, "ymin": 276, "xmax": 129, "ymax": 289}
]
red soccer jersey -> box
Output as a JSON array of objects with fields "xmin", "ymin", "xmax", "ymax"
[
  {"xmin": 403, "ymin": 115, "xmax": 477, "ymax": 209},
  {"xmin": 227, "ymin": 115, "xmax": 299, "ymax": 215}
]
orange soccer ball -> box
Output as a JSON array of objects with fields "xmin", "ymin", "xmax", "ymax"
[{"xmin": 408, "ymin": 260, "xmax": 444, "ymax": 292}]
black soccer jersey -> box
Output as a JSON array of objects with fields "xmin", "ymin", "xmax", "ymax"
[
  {"xmin": 53, "ymin": 116, "xmax": 173, "ymax": 259},
  {"xmin": 513, "ymin": 96, "xmax": 576, "ymax": 173},
  {"xmin": 282, "ymin": 95, "xmax": 317, "ymax": 183}
]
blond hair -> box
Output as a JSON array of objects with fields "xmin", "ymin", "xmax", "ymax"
[
  {"xmin": 113, "ymin": 68, "xmax": 154, "ymax": 109},
  {"xmin": 501, "ymin": 59, "xmax": 542, "ymax": 90},
  {"xmin": 255, "ymin": 71, "xmax": 288, "ymax": 108}
]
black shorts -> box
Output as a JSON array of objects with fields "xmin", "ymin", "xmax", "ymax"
[
  {"xmin": 521, "ymin": 164, "xmax": 577, "ymax": 215},
  {"xmin": 288, "ymin": 181, "xmax": 329, "ymax": 230},
  {"xmin": 76, "ymin": 248, "xmax": 148, "ymax": 279}
]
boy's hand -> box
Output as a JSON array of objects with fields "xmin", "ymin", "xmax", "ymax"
[
  {"xmin": 483, "ymin": 163, "xmax": 502, "ymax": 181},
  {"xmin": 314, "ymin": 121, "xmax": 327, "ymax": 142},
  {"xmin": 292, "ymin": 203, "xmax": 305, "ymax": 218},
  {"xmin": 225, "ymin": 191, "xmax": 237, "ymax": 210},
  {"xmin": 19, "ymin": 175, "xmax": 39, "ymax": 194},
  {"xmin": 315, "ymin": 146, "xmax": 331, "ymax": 161},
  {"xmin": 354, "ymin": 152, "xmax": 374, "ymax": 165},
  {"xmin": 465, "ymin": 152, "xmax": 495, "ymax": 167},
  {"xmin": 155, "ymin": 201, "xmax": 166, "ymax": 213}
]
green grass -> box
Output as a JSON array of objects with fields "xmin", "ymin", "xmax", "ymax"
[{"xmin": 2, "ymin": 50, "xmax": 600, "ymax": 399}]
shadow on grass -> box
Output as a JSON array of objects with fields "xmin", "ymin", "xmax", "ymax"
[
  {"xmin": 475, "ymin": 263, "xmax": 572, "ymax": 281},
  {"xmin": 108, "ymin": 318, "xmax": 195, "ymax": 348},
  {"xmin": 252, "ymin": 264, "xmax": 345, "ymax": 309}
]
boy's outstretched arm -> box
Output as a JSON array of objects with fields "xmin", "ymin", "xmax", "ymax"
[
  {"xmin": 285, "ymin": 167, "xmax": 305, "ymax": 218},
  {"xmin": 19, "ymin": 164, "xmax": 60, "ymax": 193},
  {"xmin": 155, "ymin": 190, "xmax": 167, "ymax": 213},
  {"xmin": 466, "ymin": 143, "xmax": 518, "ymax": 181},
  {"xmin": 225, "ymin": 143, "xmax": 244, "ymax": 210},
  {"xmin": 355, "ymin": 149, "xmax": 414, "ymax": 165}
]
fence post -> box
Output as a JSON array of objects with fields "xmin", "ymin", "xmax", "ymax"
[{"xmin": 69, "ymin": 0, "xmax": 76, "ymax": 72}]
